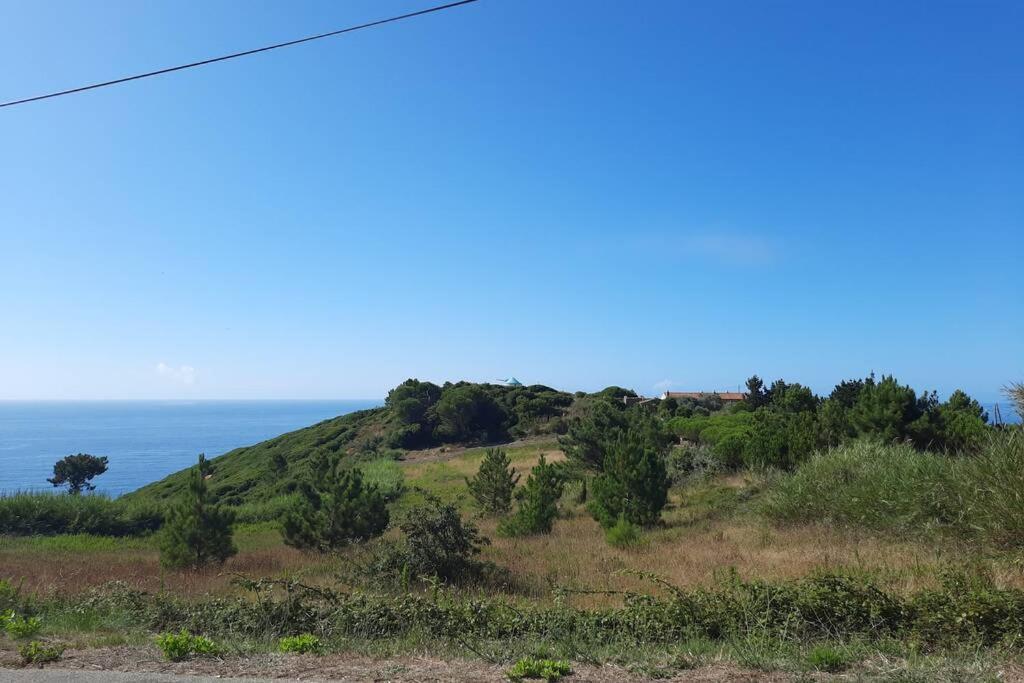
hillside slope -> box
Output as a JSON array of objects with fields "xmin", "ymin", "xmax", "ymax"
[
  {"xmin": 125, "ymin": 406, "xmax": 395, "ymax": 511},
  {"xmin": 125, "ymin": 381, "xmax": 577, "ymax": 515}
]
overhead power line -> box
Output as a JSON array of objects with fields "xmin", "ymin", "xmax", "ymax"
[{"xmin": 0, "ymin": 0, "xmax": 480, "ymax": 109}]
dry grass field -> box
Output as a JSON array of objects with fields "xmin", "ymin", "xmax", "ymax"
[{"xmin": 5, "ymin": 440, "xmax": 1022, "ymax": 604}]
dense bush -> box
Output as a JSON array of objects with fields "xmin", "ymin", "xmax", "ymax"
[
  {"xmin": 282, "ymin": 454, "xmax": 389, "ymax": 552},
  {"xmin": 668, "ymin": 374, "xmax": 991, "ymax": 471},
  {"xmin": 466, "ymin": 448, "xmax": 519, "ymax": 516},
  {"xmin": 386, "ymin": 379, "xmax": 573, "ymax": 448},
  {"xmin": 764, "ymin": 431, "xmax": 1024, "ymax": 547},
  {"xmin": 498, "ymin": 455, "xmax": 564, "ymax": 536},
  {"xmin": 383, "ymin": 495, "xmax": 492, "ymax": 583},
  {"xmin": 159, "ymin": 454, "xmax": 237, "ymax": 569},
  {"xmin": 590, "ymin": 431, "xmax": 669, "ymax": 529},
  {"xmin": 65, "ymin": 570, "xmax": 1024, "ymax": 650},
  {"xmin": 0, "ymin": 493, "xmax": 162, "ymax": 537}
]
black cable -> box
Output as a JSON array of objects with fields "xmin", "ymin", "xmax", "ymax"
[{"xmin": 0, "ymin": 0, "xmax": 480, "ymax": 109}]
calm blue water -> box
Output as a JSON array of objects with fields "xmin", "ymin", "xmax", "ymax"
[{"xmin": 0, "ymin": 400, "xmax": 381, "ymax": 496}]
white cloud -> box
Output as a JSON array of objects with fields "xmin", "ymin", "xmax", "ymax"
[{"xmin": 156, "ymin": 362, "xmax": 196, "ymax": 385}]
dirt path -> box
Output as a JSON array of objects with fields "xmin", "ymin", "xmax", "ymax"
[{"xmin": 0, "ymin": 647, "xmax": 797, "ymax": 682}]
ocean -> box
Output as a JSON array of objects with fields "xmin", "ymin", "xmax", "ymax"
[{"xmin": 0, "ymin": 400, "xmax": 381, "ymax": 496}]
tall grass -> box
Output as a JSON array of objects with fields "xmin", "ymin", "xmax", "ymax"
[
  {"xmin": 0, "ymin": 492, "xmax": 161, "ymax": 536},
  {"xmin": 763, "ymin": 430, "xmax": 1024, "ymax": 546}
]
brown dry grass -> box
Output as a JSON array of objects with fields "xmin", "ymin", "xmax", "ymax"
[{"xmin": 6, "ymin": 442, "xmax": 1024, "ymax": 602}]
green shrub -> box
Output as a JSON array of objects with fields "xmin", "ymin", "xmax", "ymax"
[
  {"xmin": 279, "ymin": 633, "xmax": 323, "ymax": 655},
  {"xmin": 805, "ymin": 644, "xmax": 850, "ymax": 672},
  {"xmin": 507, "ymin": 657, "xmax": 572, "ymax": 681},
  {"xmin": 466, "ymin": 448, "xmax": 520, "ymax": 515},
  {"xmin": 0, "ymin": 492, "xmax": 161, "ymax": 536},
  {"xmin": 282, "ymin": 455, "xmax": 389, "ymax": 552},
  {"xmin": 590, "ymin": 431, "xmax": 668, "ymax": 529},
  {"xmin": 764, "ymin": 432, "xmax": 1024, "ymax": 546},
  {"xmin": 155, "ymin": 629, "xmax": 219, "ymax": 661},
  {"xmin": 384, "ymin": 494, "xmax": 492, "ymax": 583},
  {"xmin": 666, "ymin": 445, "xmax": 722, "ymax": 485},
  {"xmin": 18, "ymin": 641, "xmax": 64, "ymax": 666},
  {"xmin": 604, "ymin": 516, "xmax": 641, "ymax": 548},
  {"xmin": 499, "ymin": 455, "xmax": 564, "ymax": 536},
  {"xmin": 5, "ymin": 614, "xmax": 42, "ymax": 639},
  {"xmin": 160, "ymin": 454, "xmax": 237, "ymax": 569}
]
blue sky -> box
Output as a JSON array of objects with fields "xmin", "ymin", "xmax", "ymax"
[{"xmin": 1, "ymin": 0, "xmax": 1021, "ymax": 401}]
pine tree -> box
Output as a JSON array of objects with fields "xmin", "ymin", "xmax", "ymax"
[
  {"xmin": 589, "ymin": 431, "xmax": 669, "ymax": 529},
  {"xmin": 499, "ymin": 455, "xmax": 565, "ymax": 536},
  {"xmin": 465, "ymin": 448, "xmax": 519, "ymax": 515},
  {"xmin": 159, "ymin": 454, "xmax": 237, "ymax": 569},
  {"xmin": 281, "ymin": 453, "xmax": 389, "ymax": 551}
]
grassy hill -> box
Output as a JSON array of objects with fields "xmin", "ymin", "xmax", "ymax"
[{"xmin": 125, "ymin": 381, "xmax": 577, "ymax": 517}]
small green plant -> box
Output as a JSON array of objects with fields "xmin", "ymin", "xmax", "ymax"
[
  {"xmin": 19, "ymin": 641, "xmax": 64, "ymax": 666},
  {"xmin": 604, "ymin": 515, "xmax": 641, "ymax": 548},
  {"xmin": 507, "ymin": 657, "xmax": 572, "ymax": 682},
  {"xmin": 155, "ymin": 629, "xmax": 219, "ymax": 661},
  {"xmin": 806, "ymin": 644, "xmax": 850, "ymax": 672},
  {"xmin": 279, "ymin": 634, "xmax": 324, "ymax": 655},
  {"xmin": 5, "ymin": 614, "xmax": 42, "ymax": 639}
]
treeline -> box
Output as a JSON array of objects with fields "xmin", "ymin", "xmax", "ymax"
[
  {"xmin": 384, "ymin": 380, "xmax": 573, "ymax": 448},
  {"xmin": 666, "ymin": 374, "xmax": 991, "ymax": 471}
]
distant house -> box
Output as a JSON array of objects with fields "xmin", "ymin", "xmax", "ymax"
[{"xmin": 660, "ymin": 391, "xmax": 746, "ymax": 404}]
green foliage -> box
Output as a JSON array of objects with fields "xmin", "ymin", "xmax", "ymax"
[
  {"xmin": 433, "ymin": 384, "xmax": 507, "ymax": 442},
  {"xmin": 667, "ymin": 411, "xmax": 753, "ymax": 446},
  {"xmin": 805, "ymin": 644, "xmax": 850, "ymax": 672},
  {"xmin": 4, "ymin": 613, "xmax": 42, "ymax": 639},
  {"xmin": 744, "ymin": 375, "xmax": 767, "ymax": 409},
  {"xmin": 559, "ymin": 399, "xmax": 629, "ymax": 470},
  {"xmin": 0, "ymin": 492, "xmax": 161, "ymax": 536},
  {"xmin": 1005, "ymin": 381, "xmax": 1024, "ymax": 421},
  {"xmin": 281, "ymin": 454, "xmax": 389, "ymax": 552},
  {"xmin": 389, "ymin": 494, "xmax": 491, "ymax": 583},
  {"xmin": 466, "ymin": 448, "xmax": 520, "ymax": 515},
  {"xmin": 765, "ymin": 432, "xmax": 1024, "ymax": 546},
  {"xmin": 507, "ymin": 657, "xmax": 572, "ymax": 681},
  {"xmin": 47, "ymin": 453, "xmax": 108, "ymax": 494},
  {"xmin": 159, "ymin": 454, "xmax": 237, "ymax": 569},
  {"xmin": 666, "ymin": 445, "xmax": 723, "ymax": 485},
  {"xmin": 499, "ymin": 455, "xmax": 564, "ymax": 536},
  {"xmin": 73, "ymin": 571, "xmax": 1024, "ymax": 656},
  {"xmin": 126, "ymin": 382, "xmax": 572, "ymax": 518},
  {"xmin": 155, "ymin": 629, "xmax": 219, "ymax": 661},
  {"xmin": 741, "ymin": 409, "xmax": 824, "ymax": 470},
  {"xmin": 590, "ymin": 431, "xmax": 669, "ymax": 529},
  {"xmin": 125, "ymin": 406, "xmax": 389, "ymax": 516},
  {"xmin": 849, "ymin": 375, "xmax": 924, "ymax": 442},
  {"xmin": 18, "ymin": 641, "xmax": 63, "ymax": 666},
  {"xmin": 604, "ymin": 515, "xmax": 642, "ymax": 548},
  {"xmin": 278, "ymin": 633, "xmax": 324, "ymax": 655}
]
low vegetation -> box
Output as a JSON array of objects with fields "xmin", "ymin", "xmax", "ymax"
[
  {"xmin": 1, "ymin": 376, "xmax": 1022, "ymax": 679},
  {"xmin": 0, "ymin": 492, "xmax": 161, "ymax": 536}
]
